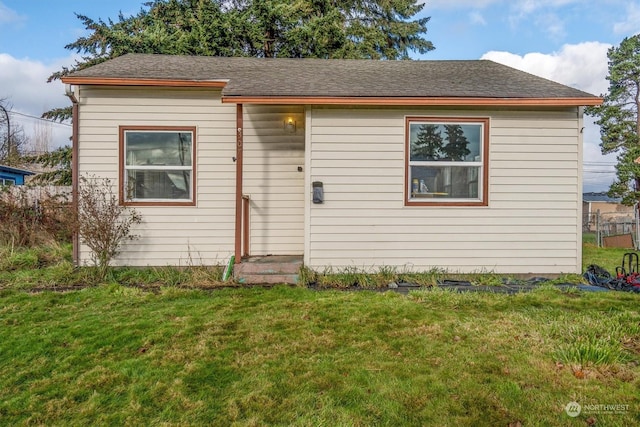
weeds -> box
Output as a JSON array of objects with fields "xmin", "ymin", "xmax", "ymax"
[
  {"xmin": 553, "ymin": 314, "xmax": 637, "ymax": 369},
  {"xmin": 0, "ymin": 187, "xmax": 72, "ymax": 247},
  {"xmin": 298, "ymin": 264, "xmax": 543, "ymax": 289}
]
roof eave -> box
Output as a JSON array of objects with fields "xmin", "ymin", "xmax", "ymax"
[
  {"xmin": 220, "ymin": 96, "xmax": 603, "ymax": 107},
  {"xmin": 59, "ymin": 76, "xmax": 603, "ymax": 107},
  {"xmin": 0, "ymin": 166, "xmax": 34, "ymax": 175},
  {"xmin": 61, "ymin": 76, "xmax": 228, "ymax": 88}
]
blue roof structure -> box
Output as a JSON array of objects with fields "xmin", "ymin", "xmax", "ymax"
[
  {"xmin": 583, "ymin": 192, "xmax": 622, "ymax": 203},
  {"xmin": 0, "ymin": 165, "xmax": 34, "ymax": 185}
]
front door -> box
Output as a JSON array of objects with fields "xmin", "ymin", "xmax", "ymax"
[{"xmin": 243, "ymin": 106, "xmax": 305, "ymax": 255}]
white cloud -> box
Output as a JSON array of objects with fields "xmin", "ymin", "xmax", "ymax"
[
  {"xmin": 481, "ymin": 42, "xmax": 610, "ymax": 95},
  {"xmin": 613, "ymin": 3, "xmax": 640, "ymax": 35},
  {"xmin": 534, "ymin": 12, "xmax": 566, "ymax": 40},
  {"xmin": 469, "ymin": 11, "xmax": 487, "ymax": 26},
  {"xmin": 423, "ymin": 0, "xmax": 500, "ymax": 9},
  {"xmin": 0, "ymin": 53, "xmax": 73, "ymax": 150},
  {"xmin": 510, "ymin": 0, "xmax": 579, "ymax": 15},
  {"xmin": 425, "ymin": 0, "xmax": 579, "ymax": 11},
  {"xmin": 0, "ymin": 1, "xmax": 25, "ymax": 26},
  {"xmin": 482, "ymin": 42, "xmax": 614, "ymax": 191}
]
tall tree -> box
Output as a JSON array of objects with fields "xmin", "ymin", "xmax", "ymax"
[
  {"xmin": 230, "ymin": 0, "xmax": 433, "ymax": 59},
  {"xmin": 47, "ymin": 0, "xmax": 434, "ymax": 100},
  {"xmin": 586, "ymin": 34, "xmax": 640, "ymax": 206},
  {"xmin": 0, "ymin": 98, "xmax": 28, "ymax": 165},
  {"xmin": 411, "ymin": 124, "xmax": 443, "ymax": 160},
  {"xmin": 442, "ymin": 125, "xmax": 470, "ymax": 161},
  {"xmin": 45, "ymin": 0, "xmax": 238, "ymax": 121},
  {"xmin": 24, "ymin": 147, "xmax": 73, "ymax": 186},
  {"xmin": 42, "ymin": 0, "xmax": 433, "ymax": 177}
]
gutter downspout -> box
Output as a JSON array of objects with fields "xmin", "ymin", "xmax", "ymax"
[
  {"xmin": 234, "ymin": 104, "xmax": 243, "ymax": 264},
  {"xmin": 65, "ymin": 84, "xmax": 80, "ymax": 266}
]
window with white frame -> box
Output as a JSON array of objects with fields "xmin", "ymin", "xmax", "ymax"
[
  {"xmin": 0, "ymin": 178, "xmax": 15, "ymax": 186},
  {"xmin": 121, "ymin": 127, "xmax": 196, "ymax": 205},
  {"xmin": 406, "ymin": 117, "xmax": 488, "ymax": 206}
]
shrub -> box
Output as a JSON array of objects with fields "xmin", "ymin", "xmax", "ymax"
[
  {"xmin": 77, "ymin": 176, "xmax": 142, "ymax": 281},
  {"xmin": 0, "ymin": 186, "xmax": 73, "ymax": 247}
]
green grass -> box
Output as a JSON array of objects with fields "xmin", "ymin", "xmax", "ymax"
[
  {"xmin": 0, "ymin": 285, "xmax": 638, "ymax": 426},
  {"xmin": 0, "ymin": 237, "xmax": 631, "ymax": 291},
  {"xmin": 582, "ymin": 233, "xmax": 634, "ymax": 273},
  {"xmin": 0, "ymin": 239, "xmax": 639, "ymax": 425}
]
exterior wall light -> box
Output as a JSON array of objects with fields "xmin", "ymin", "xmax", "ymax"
[{"xmin": 284, "ymin": 117, "xmax": 297, "ymax": 133}]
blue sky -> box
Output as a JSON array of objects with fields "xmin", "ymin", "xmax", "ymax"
[{"xmin": 2, "ymin": 0, "xmax": 640, "ymax": 191}]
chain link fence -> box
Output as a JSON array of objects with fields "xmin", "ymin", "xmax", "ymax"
[{"xmin": 583, "ymin": 208, "xmax": 639, "ymax": 248}]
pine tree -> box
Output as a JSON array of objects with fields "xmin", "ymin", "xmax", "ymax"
[
  {"xmin": 442, "ymin": 125, "xmax": 470, "ymax": 161},
  {"xmin": 586, "ymin": 34, "xmax": 640, "ymax": 205},
  {"xmin": 411, "ymin": 124, "xmax": 443, "ymax": 160}
]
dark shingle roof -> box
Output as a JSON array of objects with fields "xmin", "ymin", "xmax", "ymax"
[{"xmin": 66, "ymin": 53, "xmax": 600, "ymax": 101}]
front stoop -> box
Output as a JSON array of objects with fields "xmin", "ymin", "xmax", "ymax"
[{"xmin": 234, "ymin": 255, "xmax": 303, "ymax": 285}]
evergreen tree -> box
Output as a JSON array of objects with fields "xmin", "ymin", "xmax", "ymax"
[
  {"xmin": 48, "ymin": 0, "xmax": 434, "ymax": 89},
  {"xmin": 411, "ymin": 124, "xmax": 443, "ymax": 160},
  {"xmin": 42, "ymin": 0, "xmax": 434, "ymax": 179},
  {"xmin": 586, "ymin": 34, "xmax": 640, "ymax": 206},
  {"xmin": 442, "ymin": 125, "xmax": 470, "ymax": 161},
  {"xmin": 24, "ymin": 146, "xmax": 72, "ymax": 186},
  {"xmin": 232, "ymin": 0, "xmax": 434, "ymax": 59}
]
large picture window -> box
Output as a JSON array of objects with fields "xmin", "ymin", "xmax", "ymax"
[
  {"xmin": 120, "ymin": 126, "xmax": 196, "ymax": 206},
  {"xmin": 406, "ymin": 117, "xmax": 488, "ymax": 206}
]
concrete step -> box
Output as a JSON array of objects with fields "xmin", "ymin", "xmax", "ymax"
[{"xmin": 236, "ymin": 273, "xmax": 299, "ymax": 285}]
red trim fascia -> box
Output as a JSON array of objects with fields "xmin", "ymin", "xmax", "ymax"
[
  {"xmin": 222, "ymin": 96, "xmax": 602, "ymax": 107},
  {"xmin": 242, "ymin": 195, "xmax": 250, "ymax": 258},
  {"xmin": 70, "ymin": 97, "xmax": 79, "ymax": 266},
  {"xmin": 234, "ymin": 104, "xmax": 244, "ymax": 264}
]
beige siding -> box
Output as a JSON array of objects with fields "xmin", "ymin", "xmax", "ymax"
[
  {"xmin": 76, "ymin": 87, "xmax": 236, "ymax": 266},
  {"xmin": 306, "ymin": 107, "xmax": 582, "ymax": 274},
  {"xmin": 243, "ymin": 105, "xmax": 305, "ymax": 255}
]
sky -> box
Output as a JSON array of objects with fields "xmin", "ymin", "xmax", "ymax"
[{"xmin": 1, "ymin": 0, "xmax": 639, "ymax": 192}]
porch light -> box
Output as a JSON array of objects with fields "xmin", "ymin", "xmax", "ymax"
[{"xmin": 284, "ymin": 117, "xmax": 296, "ymax": 133}]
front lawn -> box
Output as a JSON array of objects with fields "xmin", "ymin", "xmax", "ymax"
[{"xmin": 1, "ymin": 285, "xmax": 639, "ymax": 426}]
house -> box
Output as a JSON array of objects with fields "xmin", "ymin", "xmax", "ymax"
[
  {"xmin": 0, "ymin": 165, "xmax": 34, "ymax": 186},
  {"xmin": 583, "ymin": 192, "xmax": 635, "ymax": 233},
  {"xmin": 61, "ymin": 54, "xmax": 602, "ymax": 276}
]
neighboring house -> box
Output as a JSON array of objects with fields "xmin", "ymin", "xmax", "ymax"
[
  {"xmin": 583, "ymin": 192, "xmax": 635, "ymax": 232},
  {"xmin": 62, "ymin": 54, "xmax": 601, "ymax": 274},
  {"xmin": 0, "ymin": 165, "xmax": 34, "ymax": 186}
]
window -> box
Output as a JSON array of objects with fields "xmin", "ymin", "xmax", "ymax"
[
  {"xmin": 120, "ymin": 126, "xmax": 196, "ymax": 206},
  {"xmin": 405, "ymin": 117, "xmax": 488, "ymax": 206},
  {"xmin": 1, "ymin": 178, "xmax": 15, "ymax": 186}
]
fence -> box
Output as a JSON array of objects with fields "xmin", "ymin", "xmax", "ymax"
[
  {"xmin": 0, "ymin": 185, "xmax": 73, "ymax": 247},
  {"xmin": 584, "ymin": 208, "xmax": 639, "ymax": 248},
  {"xmin": 0, "ymin": 185, "xmax": 71, "ymax": 203}
]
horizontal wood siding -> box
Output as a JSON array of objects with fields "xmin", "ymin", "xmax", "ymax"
[
  {"xmin": 243, "ymin": 105, "xmax": 305, "ymax": 255},
  {"xmin": 307, "ymin": 107, "xmax": 581, "ymax": 274},
  {"xmin": 77, "ymin": 87, "xmax": 236, "ymax": 266}
]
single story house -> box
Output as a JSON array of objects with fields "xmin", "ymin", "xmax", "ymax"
[
  {"xmin": 62, "ymin": 53, "xmax": 601, "ymax": 275},
  {"xmin": 0, "ymin": 165, "xmax": 34, "ymax": 186}
]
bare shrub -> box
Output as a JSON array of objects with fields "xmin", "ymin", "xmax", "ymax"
[
  {"xmin": 77, "ymin": 176, "xmax": 142, "ymax": 280},
  {"xmin": 0, "ymin": 187, "xmax": 73, "ymax": 247}
]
